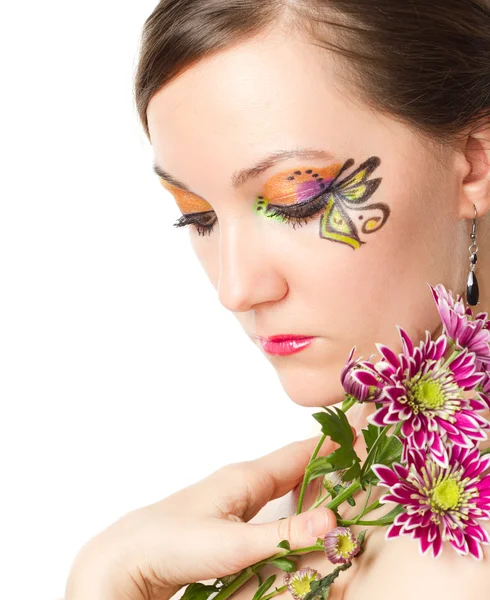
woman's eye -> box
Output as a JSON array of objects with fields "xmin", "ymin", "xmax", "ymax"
[
  {"xmin": 173, "ymin": 210, "xmax": 217, "ymax": 236},
  {"xmin": 172, "ymin": 192, "xmax": 329, "ymax": 236},
  {"xmin": 263, "ymin": 192, "xmax": 329, "ymax": 228}
]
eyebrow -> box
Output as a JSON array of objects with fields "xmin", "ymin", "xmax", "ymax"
[{"xmin": 152, "ymin": 147, "xmax": 336, "ymax": 193}]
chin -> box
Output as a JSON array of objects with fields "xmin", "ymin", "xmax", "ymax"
[{"xmin": 275, "ymin": 364, "xmax": 347, "ymax": 408}]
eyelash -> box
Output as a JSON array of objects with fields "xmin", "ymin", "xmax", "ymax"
[{"xmin": 173, "ymin": 192, "xmax": 330, "ymax": 237}]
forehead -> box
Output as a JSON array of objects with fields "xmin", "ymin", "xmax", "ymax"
[{"xmin": 146, "ymin": 26, "xmax": 371, "ymax": 195}]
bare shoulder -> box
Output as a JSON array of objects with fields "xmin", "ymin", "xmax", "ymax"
[{"xmin": 344, "ymin": 517, "xmax": 490, "ymax": 600}]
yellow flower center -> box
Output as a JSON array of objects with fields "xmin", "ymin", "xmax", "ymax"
[
  {"xmin": 291, "ymin": 577, "xmax": 314, "ymax": 598},
  {"xmin": 337, "ymin": 533, "xmax": 356, "ymax": 557},
  {"xmin": 431, "ymin": 478, "xmax": 461, "ymax": 511},
  {"xmin": 411, "ymin": 379, "xmax": 445, "ymax": 411}
]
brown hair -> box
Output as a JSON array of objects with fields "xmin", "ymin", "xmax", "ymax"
[{"xmin": 133, "ymin": 0, "xmax": 490, "ymax": 148}]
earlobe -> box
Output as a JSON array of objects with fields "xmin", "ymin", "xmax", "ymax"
[{"xmin": 458, "ymin": 122, "xmax": 490, "ymax": 220}]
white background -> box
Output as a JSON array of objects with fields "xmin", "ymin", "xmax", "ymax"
[{"xmin": 1, "ymin": 2, "xmax": 317, "ymax": 598}]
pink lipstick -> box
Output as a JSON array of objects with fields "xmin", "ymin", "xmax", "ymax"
[{"xmin": 257, "ymin": 335, "xmax": 315, "ymax": 356}]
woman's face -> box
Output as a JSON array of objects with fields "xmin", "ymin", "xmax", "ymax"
[{"xmin": 147, "ymin": 25, "xmax": 471, "ymax": 408}]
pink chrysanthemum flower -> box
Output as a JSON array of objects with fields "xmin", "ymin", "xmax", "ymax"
[
  {"xmin": 372, "ymin": 444, "xmax": 490, "ymax": 560},
  {"xmin": 430, "ymin": 283, "xmax": 490, "ymax": 367},
  {"xmin": 323, "ymin": 526, "xmax": 361, "ymax": 564},
  {"xmin": 341, "ymin": 346, "xmax": 382, "ymax": 403},
  {"xmin": 353, "ymin": 327, "xmax": 489, "ymax": 468},
  {"xmin": 284, "ymin": 567, "xmax": 322, "ymax": 600}
]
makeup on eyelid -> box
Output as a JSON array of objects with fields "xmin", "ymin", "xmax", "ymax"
[
  {"xmin": 158, "ymin": 156, "xmax": 391, "ymax": 249},
  {"xmin": 158, "ymin": 163, "xmax": 340, "ymax": 215},
  {"xmin": 255, "ymin": 163, "xmax": 341, "ymax": 207},
  {"xmin": 159, "ymin": 178, "xmax": 213, "ymax": 213}
]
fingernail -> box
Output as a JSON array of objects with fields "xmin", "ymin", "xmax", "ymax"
[{"xmin": 306, "ymin": 508, "xmax": 330, "ymax": 539}]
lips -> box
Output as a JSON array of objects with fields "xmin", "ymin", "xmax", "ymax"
[
  {"xmin": 256, "ymin": 334, "xmax": 315, "ymax": 356},
  {"xmin": 265, "ymin": 334, "xmax": 314, "ymax": 342}
]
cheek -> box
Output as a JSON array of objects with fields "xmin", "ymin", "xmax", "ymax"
[
  {"xmin": 189, "ymin": 230, "xmax": 221, "ymax": 288},
  {"xmin": 297, "ymin": 183, "xmax": 452, "ymax": 349}
]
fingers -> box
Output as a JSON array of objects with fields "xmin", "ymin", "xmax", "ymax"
[
  {"xmin": 258, "ymin": 428, "xmax": 358, "ymax": 498},
  {"xmin": 212, "ymin": 506, "xmax": 338, "ymax": 570},
  {"xmin": 234, "ymin": 427, "xmax": 358, "ymax": 520}
]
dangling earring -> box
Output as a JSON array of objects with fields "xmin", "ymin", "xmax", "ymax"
[{"xmin": 466, "ymin": 203, "xmax": 480, "ymax": 306}]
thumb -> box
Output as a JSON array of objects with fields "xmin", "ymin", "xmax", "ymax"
[{"xmin": 235, "ymin": 506, "xmax": 337, "ymax": 563}]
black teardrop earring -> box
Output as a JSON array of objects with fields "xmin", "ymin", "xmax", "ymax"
[{"xmin": 466, "ymin": 204, "xmax": 480, "ymax": 306}]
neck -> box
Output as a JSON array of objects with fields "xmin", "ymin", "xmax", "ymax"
[{"xmin": 351, "ymin": 218, "xmax": 490, "ymax": 446}]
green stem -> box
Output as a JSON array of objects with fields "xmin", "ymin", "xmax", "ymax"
[
  {"xmin": 350, "ymin": 482, "xmax": 373, "ymax": 525},
  {"xmin": 296, "ymin": 432, "xmax": 328, "ymax": 515},
  {"xmin": 310, "ymin": 419, "xmax": 404, "ymax": 513},
  {"xmin": 337, "ymin": 516, "xmax": 396, "ymax": 526},
  {"xmin": 296, "ymin": 397, "xmax": 357, "ymax": 515},
  {"xmin": 357, "ymin": 498, "xmax": 382, "ymax": 518},
  {"xmin": 441, "ymin": 349, "xmax": 460, "ymax": 370},
  {"xmin": 481, "ymin": 448, "xmax": 490, "ymax": 457},
  {"xmin": 288, "ymin": 543, "xmax": 326, "ymax": 556},
  {"xmin": 212, "ymin": 541, "xmax": 328, "ymax": 600},
  {"xmin": 212, "ymin": 568, "xmax": 256, "ymax": 600},
  {"xmin": 324, "ymin": 480, "xmax": 363, "ymax": 511},
  {"xmin": 341, "ymin": 394, "xmax": 358, "ymax": 413},
  {"xmin": 261, "ymin": 585, "xmax": 288, "ymax": 600},
  {"xmin": 358, "ymin": 424, "xmax": 390, "ymax": 480}
]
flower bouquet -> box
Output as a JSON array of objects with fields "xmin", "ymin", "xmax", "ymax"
[{"xmin": 181, "ymin": 283, "xmax": 490, "ymax": 600}]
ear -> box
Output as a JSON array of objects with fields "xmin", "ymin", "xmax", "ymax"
[{"xmin": 456, "ymin": 121, "xmax": 490, "ymax": 220}]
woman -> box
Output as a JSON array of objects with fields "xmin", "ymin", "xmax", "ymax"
[{"xmin": 65, "ymin": 0, "xmax": 490, "ymax": 598}]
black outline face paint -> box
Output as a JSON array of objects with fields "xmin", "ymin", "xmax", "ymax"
[{"xmin": 254, "ymin": 156, "xmax": 390, "ymax": 249}]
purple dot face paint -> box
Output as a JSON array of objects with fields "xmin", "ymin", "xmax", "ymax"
[{"xmin": 254, "ymin": 156, "xmax": 391, "ymax": 250}]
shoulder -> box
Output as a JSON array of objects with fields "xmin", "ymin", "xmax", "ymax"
[{"xmin": 344, "ymin": 518, "xmax": 490, "ymax": 600}]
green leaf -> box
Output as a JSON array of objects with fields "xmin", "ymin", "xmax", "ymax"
[
  {"xmin": 346, "ymin": 496, "xmax": 356, "ymax": 507},
  {"xmin": 271, "ymin": 557, "xmax": 297, "ymax": 572},
  {"xmin": 341, "ymin": 461, "xmax": 361, "ymax": 481},
  {"xmin": 302, "ymin": 562, "xmax": 353, "ymax": 600},
  {"xmin": 255, "ymin": 572, "xmax": 263, "ymax": 588},
  {"xmin": 251, "ymin": 575, "xmax": 276, "ymax": 600},
  {"xmin": 360, "ymin": 423, "xmax": 379, "ymax": 454},
  {"xmin": 309, "ymin": 408, "xmax": 361, "ymax": 480},
  {"xmin": 307, "ymin": 456, "xmax": 346, "ymax": 479},
  {"xmin": 180, "ymin": 583, "xmax": 219, "ymax": 600},
  {"xmin": 313, "ymin": 407, "xmax": 355, "ymax": 446},
  {"xmin": 360, "ymin": 423, "xmax": 403, "ymax": 486},
  {"xmin": 277, "ymin": 539, "xmax": 291, "ymax": 550},
  {"xmin": 356, "ymin": 529, "xmax": 368, "ymax": 556},
  {"xmin": 375, "ymin": 432, "xmax": 403, "ymax": 465},
  {"xmin": 373, "ymin": 503, "xmax": 405, "ymax": 526}
]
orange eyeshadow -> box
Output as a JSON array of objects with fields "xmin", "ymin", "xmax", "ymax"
[
  {"xmin": 159, "ymin": 178, "xmax": 213, "ymax": 213},
  {"xmin": 259, "ymin": 163, "xmax": 343, "ymax": 205}
]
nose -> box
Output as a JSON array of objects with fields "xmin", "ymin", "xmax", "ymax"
[{"xmin": 216, "ymin": 217, "xmax": 287, "ymax": 312}]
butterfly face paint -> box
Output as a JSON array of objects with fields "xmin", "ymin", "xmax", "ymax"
[{"xmin": 254, "ymin": 156, "xmax": 390, "ymax": 250}]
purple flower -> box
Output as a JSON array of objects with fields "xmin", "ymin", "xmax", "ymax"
[
  {"xmin": 284, "ymin": 567, "xmax": 322, "ymax": 600},
  {"xmin": 372, "ymin": 444, "xmax": 490, "ymax": 560},
  {"xmin": 323, "ymin": 526, "xmax": 361, "ymax": 564},
  {"xmin": 430, "ymin": 283, "xmax": 490, "ymax": 367},
  {"xmin": 353, "ymin": 327, "xmax": 489, "ymax": 468},
  {"xmin": 341, "ymin": 346, "xmax": 382, "ymax": 403}
]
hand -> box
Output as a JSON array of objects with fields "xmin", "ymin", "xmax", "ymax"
[{"xmin": 65, "ymin": 429, "xmax": 357, "ymax": 600}]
